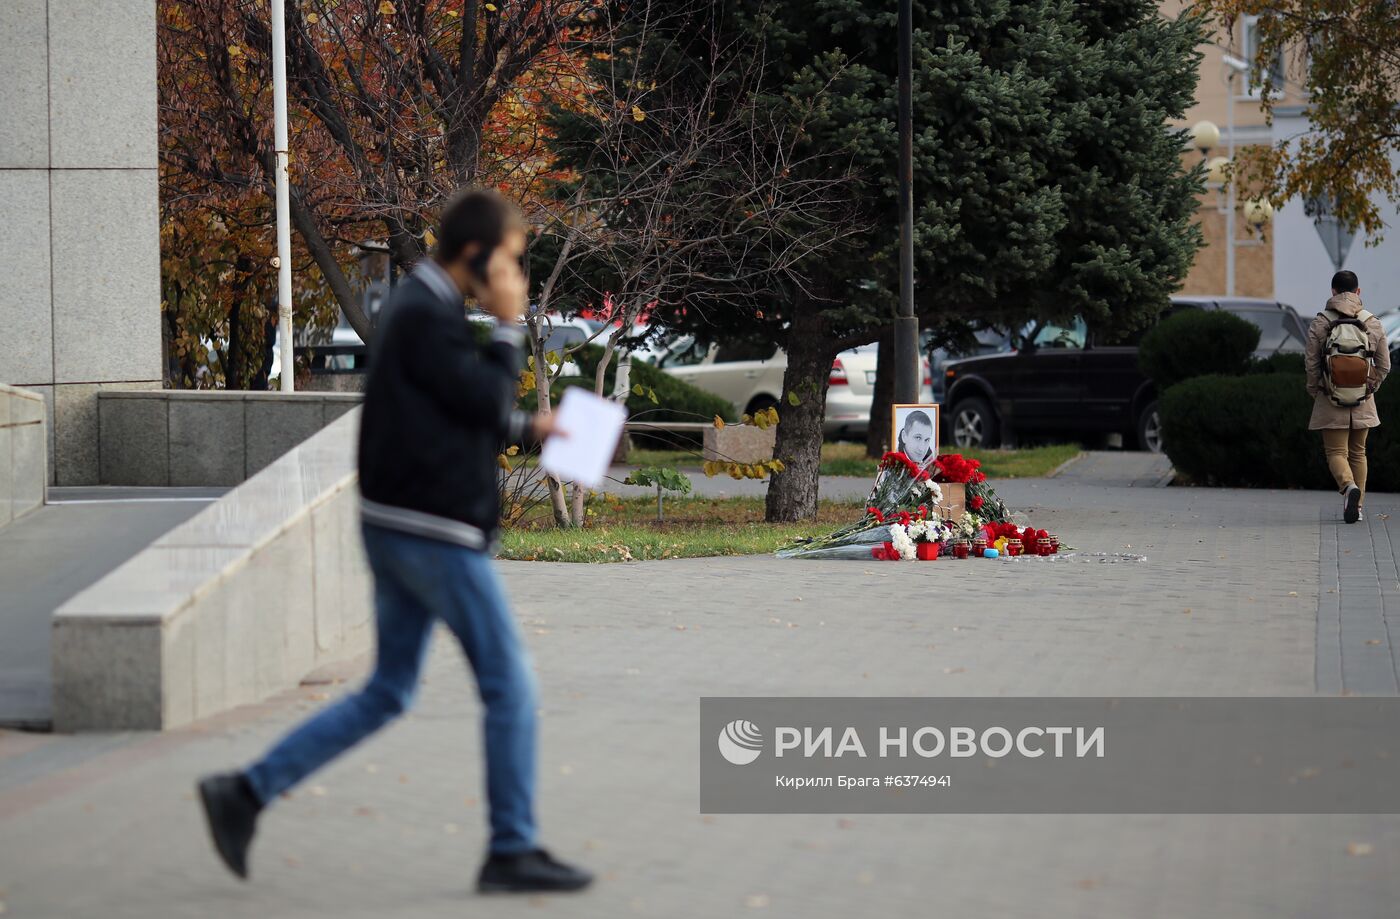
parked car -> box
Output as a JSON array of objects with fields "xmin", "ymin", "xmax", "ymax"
[
  {"xmin": 655, "ymin": 336, "xmax": 933, "ymax": 438},
  {"xmin": 941, "ymin": 297, "xmax": 1308, "ymax": 453},
  {"xmin": 1371, "ymin": 307, "xmax": 1400, "ymax": 349},
  {"xmin": 928, "ymin": 327, "xmax": 1016, "ymax": 404},
  {"xmin": 1170, "ymin": 296, "xmax": 1309, "ymax": 356}
]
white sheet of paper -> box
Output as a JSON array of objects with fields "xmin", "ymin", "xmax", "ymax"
[{"xmin": 539, "ymin": 388, "xmax": 627, "ymax": 488}]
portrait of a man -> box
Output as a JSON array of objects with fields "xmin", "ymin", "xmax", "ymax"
[{"xmin": 892, "ymin": 404, "xmax": 940, "ymax": 473}]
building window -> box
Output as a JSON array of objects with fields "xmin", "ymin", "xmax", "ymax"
[{"xmin": 1239, "ymin": 15, "xmax": 1286, "ymax": 98}]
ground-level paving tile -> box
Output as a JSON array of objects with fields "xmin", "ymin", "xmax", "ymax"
[
  {"xmin": 1046, "ymin": 449, "xmax": 1173, "ymax": 488},
  {"xmin": 2, "ymin": 472, "xmax": 1400, "ymax": 917},
  {"xmin": 1317, "ymin": 504, "xmax": 1400, "ymax": 694}
]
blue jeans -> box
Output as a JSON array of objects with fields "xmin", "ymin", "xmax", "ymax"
[{"xmin": 245, "ymin": 522, "xmax": 538, "ymax": 855}]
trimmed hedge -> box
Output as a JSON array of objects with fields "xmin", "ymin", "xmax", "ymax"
[
  {"xmin": 519, "ymin": 344, "xmax": 735, "ymax": 424},
  {"xmin": 1162, "ymin": 372, "xmax": 1400, "ymax": 490},
  {"xmin": 1248, "ymin": 352, "xmax": 1306, "ymax": 375},
  {"xmin": 1139, "ymin": 309, "xmax": 1260, "ymax": 389}
]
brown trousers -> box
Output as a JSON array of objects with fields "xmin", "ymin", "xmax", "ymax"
[{"xmin": 1322, "ymin": 428, "xmax": 1369, "ymax": 504}]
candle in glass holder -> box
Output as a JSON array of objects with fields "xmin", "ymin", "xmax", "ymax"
[
  {"xmin": 1007, "ymin": 538, "xmax": 1023, "ymax": 557},
  {"xmin": 953, "ymin": 541, "xmax": 970, "ymax": 559},
  {"xmin": 1048, "ymin": 534, "xmax": 1060, "ymax": 553},
  {"xmin": 972, "ymin": 537, "xmax": 987, "ymax": 557}
]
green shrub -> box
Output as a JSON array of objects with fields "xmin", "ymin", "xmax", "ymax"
[
  {"xmin": 1161, "ymin": 360, "xmax": 1400, "ymax": 490},
  {"xmin": 1161, "ymin": 374, "xmax": 1330, "ymax": 488},
  {"xmin": 1248, "ymin": 352, "xmax": 1306, "ymax": 375},
  {"xmin": 1139, "ymin": 309, "xmax": 1261, "ymax": 389},
  {"xmin": 518, "ymin": 345, "xmax": 734, "ymax": 430}
]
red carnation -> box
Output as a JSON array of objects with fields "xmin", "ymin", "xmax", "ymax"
[
  {"xmin": 1036, "ymin": 528, "xmax": 1048, "ymax": 539},
  {"xmin": 968, "ymin": 495, "xmax": 984, "ymax": 511}
]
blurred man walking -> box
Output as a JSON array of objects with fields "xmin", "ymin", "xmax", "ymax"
[{"xmin": 197, "ymin": 189, "xmax": 592, "ymax": 894}]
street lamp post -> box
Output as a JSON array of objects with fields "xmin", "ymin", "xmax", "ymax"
[
  {"xmin": 1221, "ymin": 52, "xmax": 1249, "ymax": 298},
  {"xmin": 1189, "ymin": 49, "xmax": 1259, "ymax": 299},
  {"xmin": 893, "ymin": 0, "xmax": 919, "ymax": 405},
  {"xmin": 271, "ymin": 0, "xmax": 295, "ymax": 391}
]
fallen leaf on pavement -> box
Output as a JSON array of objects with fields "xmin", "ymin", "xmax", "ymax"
[
  {"xmin": 1347, "ymin": 842, "xmax": 1374, "ymax": 856},
  {"xmin": 745, "ymin": 894, "xmax": 771, "ymax": 908}
]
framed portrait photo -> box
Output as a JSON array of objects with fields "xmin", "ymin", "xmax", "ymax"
[{"xmin": 891, "ymin": 403, "xmax": 940, "ymax": 474}]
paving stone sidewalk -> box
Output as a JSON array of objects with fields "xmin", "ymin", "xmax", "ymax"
[{"xmin": 2, "ymin": 460, "xmax": 1399, "ymax": 918}]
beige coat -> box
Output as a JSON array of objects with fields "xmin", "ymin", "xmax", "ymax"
[{"xmin": 1304, "ymin": 292, "xmax": 1391, "ymax": 430}]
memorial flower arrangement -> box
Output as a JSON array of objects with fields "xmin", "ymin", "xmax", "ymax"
[
  {"xmin": 777, "ymin": 452, "xmax": 945, "ymax": 560},
  {"xmin": 779, "ymin": 450, "xmax": 1061, "ymax": 561}
]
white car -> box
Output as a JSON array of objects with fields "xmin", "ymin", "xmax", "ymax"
[{"xmin": 656, "ymin": 336, "xmax": 933, "ymax": 438}]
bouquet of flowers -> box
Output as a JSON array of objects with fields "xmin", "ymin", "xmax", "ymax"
[
  {"xmin": 777, "ymin": 452, "xmax": 944, "ymax": 559},
  {"xmin": 777, "ymin": 450, "xmax": 1060, "ymax": 562},
  {"xmin": 931, "ymin": 453, "xmax": 1009, "ymax": 523}
]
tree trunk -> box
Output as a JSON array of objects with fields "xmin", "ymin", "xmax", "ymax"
[
  {"xmin": 866, "ymin": 323, "xmax": 895, "ymax": 458},
  {"xmin": 527, "ymin": 315, "xmax": 573, "ymax": 528},
  {"xmin": 227, "ymin": 299, "xmax": 248, "ymax": 389},
  {"xmin": 765, "ymin": 308, "xmax": 836, "ymax": 522},
  {"xmin": 251, "ymin": 307, "xmax": 277, "ymax": 390}
]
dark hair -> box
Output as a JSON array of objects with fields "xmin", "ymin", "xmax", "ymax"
[
  {"xmin": 901, "ymin": 410, "xmax": 933, "ymax": 432},
  {"xmin": 435, "ymin": 188, "xmax": 524, "ymax": 279},
  {"xmin": 1332, "ymin": 270, "xmax": 1359, "ymax": 293}
]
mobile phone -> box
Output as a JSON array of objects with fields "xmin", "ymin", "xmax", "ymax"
[{"xmin": 468, "ymin": 247, "xmax": 493, "ymax": 284}]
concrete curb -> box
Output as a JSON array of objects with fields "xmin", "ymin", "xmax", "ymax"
[{"xmin": 1044, "ymin": 451, "xmax": 1086, "ymax": 479}]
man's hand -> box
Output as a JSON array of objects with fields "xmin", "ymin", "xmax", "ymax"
[
  {"xmin": 478, "ymin": 252, "xmax": 528, "ymax": 324},
  {"xmin": 531, "ymin": 412, "xmax": 565, "ymax": 442}
]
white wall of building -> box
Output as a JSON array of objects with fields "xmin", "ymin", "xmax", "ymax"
[
  {"xmin": 1272, "ymin": 108, "xmax": 1400, "ymax": 314},
  {"xmin": 0, "ymin": 0, "xmax": 162, "ymax": 485}
]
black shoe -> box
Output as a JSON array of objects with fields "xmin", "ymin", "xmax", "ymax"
[
  {"xmin": 197, "ymin": 772, "xmax": 262, "ymax": 880},
  {"xmin": 478, "ymin": 848, "xmax": 594, "ymax": 893},
  {"xmin": 1344, "ymin": 485, "xmax": 1362, "ymax": 524}
]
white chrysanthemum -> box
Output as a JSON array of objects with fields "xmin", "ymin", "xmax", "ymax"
[{"xmin": 890, "ymin": 524, "xmax": 918, "ymax": 560}]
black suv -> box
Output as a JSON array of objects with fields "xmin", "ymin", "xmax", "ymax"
[{"xmin": 941, "ymin": 297, "xmax": 1308, "ymax": 452}]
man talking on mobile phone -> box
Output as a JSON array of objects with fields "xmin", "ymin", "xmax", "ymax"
[{"xmin": 196, "ymin": 189, "xmax": 593, "ymax": 894}]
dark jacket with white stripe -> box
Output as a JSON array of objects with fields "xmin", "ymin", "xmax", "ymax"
[{"xmin": 358, "ymin": 260, "xmax": 529, "ymax": 549}]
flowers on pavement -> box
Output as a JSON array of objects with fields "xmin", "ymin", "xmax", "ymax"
[{"xmin": 780, "ymin": 451, "xmax": 1057, "ymax": 562}]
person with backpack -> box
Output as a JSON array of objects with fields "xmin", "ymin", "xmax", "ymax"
[
  {"xmin": 1305, "ymin": 270, "xmax": 1391, "ymax": 524},
  {"xmin": 196, "ymin": 189, "xmax": 593, "ymax": 894}
]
